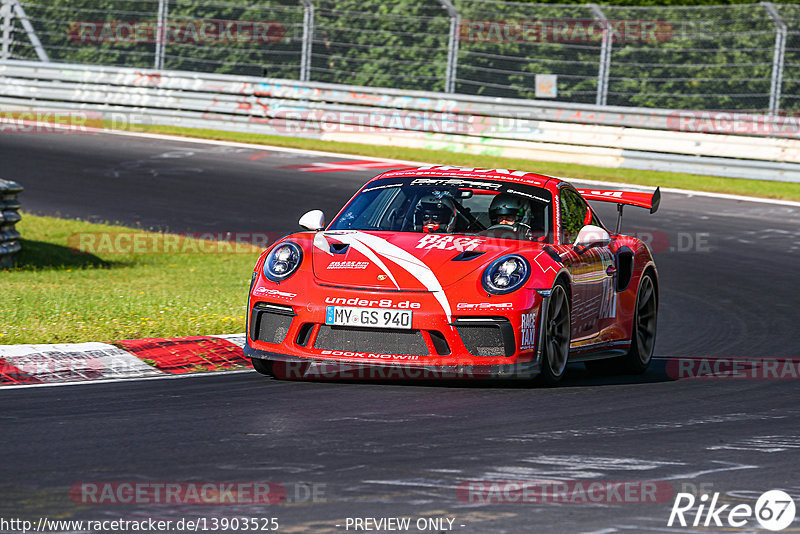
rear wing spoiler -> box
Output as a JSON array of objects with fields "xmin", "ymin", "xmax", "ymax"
[
  {"xmin": 577, "ymin": 187, "xmax": 661, "ymax": 214},
  {"xmin": 576, "ymin": 186, "xmax": 660, "ymax": 234}
]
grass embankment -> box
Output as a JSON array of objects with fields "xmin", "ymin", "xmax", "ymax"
[
  {"xmin": 0, "ymin": 214, "xmax": 259, "ymax": 344},
  {"xmin": 132, "ymin": 125, "xmax": 800, "ymax": 202}
]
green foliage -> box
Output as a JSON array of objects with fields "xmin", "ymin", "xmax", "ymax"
[{"xmin": 10, "ymin": 0, "xmax": 800, "ymax": 111}]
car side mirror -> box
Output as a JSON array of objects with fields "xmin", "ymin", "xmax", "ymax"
[
  {"xmin": 299, "ymin": 210, "xmax": 325, "ymax": 231},
  {"xmin": 573, "ymin": 225, "xmax": 611, "ymax": 251}
]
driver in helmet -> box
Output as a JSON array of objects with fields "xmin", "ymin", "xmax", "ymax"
[
  {"xmin": 483, "ymin": 194, "xmax": 531, "ymax": 239},
  {"xmin": 414, "ymin": 193, "xmax": 457, "ymax": 234}
]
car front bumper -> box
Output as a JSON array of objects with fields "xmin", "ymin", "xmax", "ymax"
[{"xmin": 245, "ymin": 284, "xmax": 548, "ymax": 380}]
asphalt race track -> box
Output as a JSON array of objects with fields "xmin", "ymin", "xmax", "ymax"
[{"xmin": 2, "ymin": 131, "xmax": 800, "ymax": 533}]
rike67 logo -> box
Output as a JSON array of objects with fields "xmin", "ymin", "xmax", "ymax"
[{"xmin": 668, "ymin": 490, "xmax": 796, "ymax": 531}]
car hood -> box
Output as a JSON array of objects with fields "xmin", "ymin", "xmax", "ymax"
[{"xmin": 311, "ymin": 230, "xmax": 538, "ymax": 291}]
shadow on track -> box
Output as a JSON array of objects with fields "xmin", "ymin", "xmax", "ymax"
[{"xmin": 249, "ymin": 359, "xmax": 675, "ymax": 390}]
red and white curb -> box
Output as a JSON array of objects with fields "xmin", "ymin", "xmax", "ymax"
[{"xmin": 0, "ymin": 334, "xmax": 249, "ymax": 386}]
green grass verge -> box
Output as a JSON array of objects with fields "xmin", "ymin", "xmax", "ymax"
[
  {"xmin": 0, "ymin": 214, "xmax": 259, "ymax": 345},
  {"xmin": 134, "ymin": 124, "xmax": 800, "ymax": 202}
]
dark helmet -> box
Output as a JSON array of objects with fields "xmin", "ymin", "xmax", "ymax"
[
  {"xmin": 414, "ymin": 193, "xmax": 457, "ymax": 233},
  {"xmin": 489, "ymin": 194, "xmax": 526, "ymax": 225}
]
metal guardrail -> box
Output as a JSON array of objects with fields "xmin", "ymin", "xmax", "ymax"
[
  {"xmin": 1, "ymin": 60, "xmax": 799, "ymax": 182},
  {"xmin": 3, "ymin": 1, "xmax": 800, "ymax": 114},
  {"xmin": 0, "ymin": 178, "xmax": 22, "ymax": 269},
  {"xmin": 4, "ymin": 59, "xmax": 800, "ymax": 135}
]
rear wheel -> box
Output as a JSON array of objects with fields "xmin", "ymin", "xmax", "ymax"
[
  {"xmin": 539, "ymin": 283, "xmax": 571, "ymax": 385},
  {"xmin": 624, "ymin": 273, "xmax": 657, "ymax": 373},
  {"xmin": 585, "ymin": 272, "xmax": 657, "ymax": 375},
  {"xmin": 251, "ymin": 358, "xmax": 274, "ymax": 377}
]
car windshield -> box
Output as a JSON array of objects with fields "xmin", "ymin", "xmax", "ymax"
[{"xmin": 328, "ymin": 177, "xmax": 554, "ymax": 242}]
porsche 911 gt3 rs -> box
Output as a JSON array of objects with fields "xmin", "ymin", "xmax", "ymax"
[{"xmin": 245, "ymin": 165, "xmax": 660, "ymax": 384}]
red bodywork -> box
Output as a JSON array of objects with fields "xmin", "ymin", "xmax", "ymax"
[{"xmin": 245, "ymin": 166, "xmax": 659, "ymax": 379}]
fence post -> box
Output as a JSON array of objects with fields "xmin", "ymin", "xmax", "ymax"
[
  {"xmin": 1, "ymin": 0, "xmax": 12, "ymax": 61},
  {"xmin": 437, "ymin": 0, "xmax": 459, "ymax": 93},
  {"xmin": 762, "ymin": 2, "xmax": 786, "ymax": 116},
  {"xmin": 589, "ymin": 4, "xmax": 611, "ymax": 107},
  {"xmin": 10, "ymin": 0, "xmax": 47, "ymax": 61},
  {"xmin": 154, "ymin": 0, "xmax": 168, "ymax": 70},
  {"xmin": 299, "ymin": 0, "xmax": 314, "ymax": 82}
]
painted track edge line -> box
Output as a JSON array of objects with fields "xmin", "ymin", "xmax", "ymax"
[
  {"xmin": 0, "ymin": 368, "xmax": 254, "ymax": 390},
  {"xmin": 99, "ymin": 128, "xmax": 800, "ymax": 207}
]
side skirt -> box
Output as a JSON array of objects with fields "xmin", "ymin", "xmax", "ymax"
[{"xmin": 567, "ymin": 340, "xmax": 630, "ymax": 363}]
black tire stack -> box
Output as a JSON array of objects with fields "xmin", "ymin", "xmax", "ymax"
[{"xmin": 0, "ymin": 179, "xmax": 23, "ymax": 269}]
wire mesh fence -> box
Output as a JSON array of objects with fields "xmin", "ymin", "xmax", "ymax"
[
  {"xmin": 777, "ymin": 3, "xmax": 800, "ymax": 111},
  {"xmin": 455, "ymin": 1, "xmax": 604, "ymax": 103},
  {"xmin": 1, "ymin": 0, "xmax": 798, "ymax": 113}
]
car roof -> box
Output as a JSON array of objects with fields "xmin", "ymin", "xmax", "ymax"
[{"xmin": 372, "ymin": 165, "xmax": 560, "ymax": 189}]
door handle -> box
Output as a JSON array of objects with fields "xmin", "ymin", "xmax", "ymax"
[{"xmin": 606, "ymin": 265, "xmax": 617, "ymax": 276}]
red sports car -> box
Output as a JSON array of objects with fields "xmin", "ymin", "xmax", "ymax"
[{"xmin": 245, "ymin": 165, "xmax": 659, "ymax": 384}]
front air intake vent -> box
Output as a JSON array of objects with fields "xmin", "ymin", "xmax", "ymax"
[
  {"xmin": 251, "ymin": 304, "xmax": 295, "ymax": 344},
  {"xmin": 452, "ymin": 250, "xmax": 486, "ymax": 261},
  {"xmin": 454, "ymin": 317, "xmax": 516, "ymax": 357}
]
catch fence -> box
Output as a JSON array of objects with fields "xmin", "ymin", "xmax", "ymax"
[{"xmin": 2, "ymin": 0, "xmax": 799, "ymax": 113}]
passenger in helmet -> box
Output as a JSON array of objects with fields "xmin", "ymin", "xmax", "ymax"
[{"xmin": 414, "ymin": 193, "xmax": 457, "ymax": 233}]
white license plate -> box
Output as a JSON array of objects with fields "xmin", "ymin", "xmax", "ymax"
[{"xmin": 325, "ymin": 306, "xmax": 412, "ymax": 329}]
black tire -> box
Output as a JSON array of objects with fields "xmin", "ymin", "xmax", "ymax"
[
  {"xmin": 251, "ymin": 358, "xmax": 275, "ymax": 377},
  {"xmin": 539, "ymin": 282, "xmax": 571, "ymax": 385},
  {"xmin": 623, "ymin": 272, "xmax": 658, "ymax": 374},
  {"xmin": 587, "ymin": 273, "xmax": 657, "ymax": 376}
]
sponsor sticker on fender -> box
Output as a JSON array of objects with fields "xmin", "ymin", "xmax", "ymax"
[
  {"xmin": 520, "ymin": 312, "xmax": 537, "ymax": 350},
  {"xmin": 326, "ymin": 261, "xmax": 369, "ymax": 270},
  {"xmin": 253, "ymin": 287, "xmax": 297, "ymax": 300},
  {"xmin": 456, "ymin": 302, "xmax": 514, "ymax": 311}
]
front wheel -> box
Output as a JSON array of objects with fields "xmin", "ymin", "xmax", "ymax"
[
  {"xmin": 251, "ymin": 358, "xmax": 274, "ymax": 377},
  {"xmin": 539, "ymin": 282, "xmax": 571, "ymax": 385}
]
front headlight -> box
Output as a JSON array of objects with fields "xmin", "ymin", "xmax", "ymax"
[
  {"xmin": 263, "ymin": 241, "xmax": 303, "ymax": 282},
  {"xmin": 482, "ymin": 254, "xmax": 530, "ymax": 295}
]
